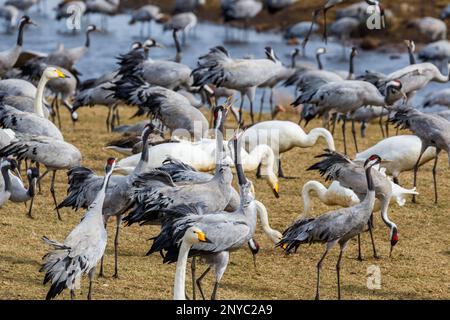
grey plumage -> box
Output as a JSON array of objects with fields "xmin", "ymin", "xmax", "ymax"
[
  {"xmin": 116, "ymin": 41, "xmax": 193, "ymax": 91},
  {"xmin": 192, "ymin": 46, "xmax": 283, "ymax": 123},
  {"xmin": 0, "ymin": 104, "xmax": 63, "ymax": 140},
  {"xmin": 57, "ymin": 124, "xmax": 159, "ymax": 277},
  {"xmin": 111, "ymin": 75, "xmax": 209, "ymax": 140},
  {"xmin": 132, "ymin": 136, "xmax": 257, "ymax": 300},
  {"xmin": 40, "ymin": 158, "xmax": 116, "ymax": 300},
  {"xmin": 278, "ymin": 155, "xmax": 381, "ymax": 300},
  {"xmin": 0, "ymin": 93, "xmax": 50, "ymax": 118},
  {"xmin": 390, "ymin": 107, "xmax": 450, "ymax": 203},
  {"xmin": 307, "ymin": 150, "xmax": 398, "ymax": 259},
  {"xmin": 423, "ymin": 88, "xmax": 450, "ymax": 108},
  {"xmin": 418, "ymin": 40, "xmax": 450, "ymax": 63},
  {"xmin": 45, "ymin": 25, "xmax": 97, "ymax": 71},
  {"xmin": 0, "ymin": 16, "xmax": 35, "ymax": 78},
  {"xmin": 0, "ymin": 78, "xmax": 37, "ymax": 99}
]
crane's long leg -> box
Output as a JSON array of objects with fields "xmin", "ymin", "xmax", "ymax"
[
  {"xmin": 351, "ymin": 118, "xmax": 359, "ymax": 153},
  {"xmin": 336, "ymin": 242, "xmax": 348, "ymax": 300},
  {"xmin": 341, "ymin": 115, "xmax": 348, "ymax": 155},
  {"xmin": 112, "ymin": 215, "xmax": 122, "ymax": 279},
  {"xmin": 249, "ymin": 97, "xmax": 255, "ymax": 124},
  {"xmin": 315, "ymin": 243, "xmax": 333, "ymax": 300},
  {"xmin": 357, "ymin": 234, "xmax": 362, "ymax": 261},
  {"xmin": 27, "ymin": 195, "xmax": 35, "ymax": 219},
  {"xmin": 412, "ymin": 146, "xmax": 426, "ymax": 203},
  {"xmin": 211, "ymin": 281, "xmax": 220, "ymax": 300},
  {"xmin": 238, "ymin": 93, "xmax": 244, "ymax": 126},
  {"xmin": 278, "ymin": 158, "xmax": 285, "ymax": 178},
  {"xmin": 50, "ymin": 171, "xmax": 62, "ymax": 221},
  {"xmin": 99, "ymin": 217, "xmax": 109, "ymax": 278},
  {"xmin": 269, "ymin": 89, "xmax": 274, "ymax": 119},
  {"xmin": 331, "ymin": 113, "xmax": 337, "ymax": 135},
  {"xmin": 70, "ymin": 289, "xmax": 75, "ymax": 300},
  {"xmin": 378, "ymin": 113, "xmax": 385, "ymax": 138},
  {"xmin": 115, "ymin": 105, "xmax": 120, "ymax": 126},
  {"xmin": 361, "ymin": 121, "xmax": 367, "ymax": 138},
  {"xmin": 367, "ymin": 213, "xmax": 379, "ymax": 259},
  {"xmin": 258, "ymin": 89, "xmax": 266, "ymax": 122},
  {"xmin": 87, "ymin": 267, "xmax": 96, "ymax": 300},
  {"xmin": 432, "ymin": 148, "xmax": 441, "ymax": 204},
  {"xmin": 196, "ymin": 266, "xmax": 211, "ymax": 301},
  {"xmin": 106, "ymin": 107, "xmax": 112, "ymax": 132},
  {"xmin": 191, "ymin": 257, "xmax": 197, "ymax": 300}
]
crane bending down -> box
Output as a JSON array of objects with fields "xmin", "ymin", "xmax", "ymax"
[
  {"xmin": 40, "ymin": 158, "xmax": 116, "ymax": 300},
  {"xmin": 278, "ymin": 155, "xmax": 381, "ymax": 300}
]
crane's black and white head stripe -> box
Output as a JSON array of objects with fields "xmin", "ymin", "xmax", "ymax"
[
  {"xmin": 316, "ymin": 47, "xmax": 326, "ymax": 55},
  {"xmin": 19, "ymin": 15, "xmax": 35, "ymax": 27},
  {"xmin": 87, "ymin": 25, "xmax": 97, "ymax": 32},
  {"xmin": 363, "ymin": 154, "xmax": 381, "ymax": 169}
]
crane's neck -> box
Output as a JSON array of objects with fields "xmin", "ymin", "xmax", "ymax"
[
  {"xmin": 1, "ymin": 167, "xmax": 11, "ymax": 193},
  {"xmin": 254, "ymin": 200, "xmax": 280, "ymax": 243},
  {"xmin": 361, "ymin": 166, "xmax": 376, "ymax": 212},
  {"xmin": 247, "ymin": 145, "xmax": 274, "ymax": 172},
  {"xmin": 134, "ymin": 128, "xmax": 151, "ymax": 175},
  {"xmin": 214, "ymin": 110, "xmax": 226, "ymax": 175},
  {"xmin": 316, "ymin": 53, "xmax": 323, "ymax": 70},
  {"xmin": 347, "ymin": 53, "xmax": 355, "ymax": 79},
  {"xmin": 173, "ymin": 29, "xmax": 182, "ymax": 56},
  {"xmin": 296, "ymin": 128, "xmax": 335, "ymax": 151},
  {"xmin": 85, "ymin": 30, "xmax": 92, "ymax": 48},
  {"xmin": 408, "ymin": 47, "xmax": 416, "ymax": 65},
  {"xmin": 433, "ymin": 61, "xmax": 450, "ymax": 83},
  {"xmin": 173, "ymin": 239, "xmax": 192, "ymax": 300},
  {"xmin": 291, "ymin": 50, "xmax": 299, "ymax": 69},
  {"xmin": 16, "ymin": 20, "xmax": 27, "ymax": 47},
  {"xmin": 34, "ymin": 75, "xmax": 49, "ymax": 117},
  {"xmin": 302, "ymin": 180, "xmax": 327, "ymax": 215},
  {"xmin": 380, "ymin": 194, "xmax": 397, "ymax": 232},
  {"xmin": 87, "ymin": 169, "xmax": 112, "ymax": 220}
]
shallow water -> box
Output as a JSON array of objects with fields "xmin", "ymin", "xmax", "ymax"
[{"xmin": 0, "ymin": 0, "xmax": 448, "ymax": 112}]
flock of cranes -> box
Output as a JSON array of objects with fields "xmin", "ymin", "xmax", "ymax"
[{"xmin": 0, "ymin": 0, "xmax": 450, "ymax": 301}]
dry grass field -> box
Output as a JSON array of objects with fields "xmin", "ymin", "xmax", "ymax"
[{"xmin": 1, "ymin": 105, "xmax": 449, "ymax": 300}]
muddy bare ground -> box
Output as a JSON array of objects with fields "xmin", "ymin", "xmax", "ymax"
[{"xmin": 0, "ymin": 105, "xmax": 449, "ymax": 300}]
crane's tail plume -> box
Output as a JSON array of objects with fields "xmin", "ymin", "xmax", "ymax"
[{"xmin": 277, "ymin": 217, "xmax": 315, "ymax": 253}]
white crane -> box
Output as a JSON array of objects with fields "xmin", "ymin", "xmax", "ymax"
[
  {"xmin": 40, "ymin": 158, "xmax": 116, "ymax": 300},
  {"xmin": 172, "ymin": 226, "xmax": 210, "ymax": 300},
  {"xmin": 240, "ymin": 120, "xmax": 335, "ymax": 178},
  {"xmin": 301, "ymin": 175, "xmax": 418, "ymax": 216}
]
